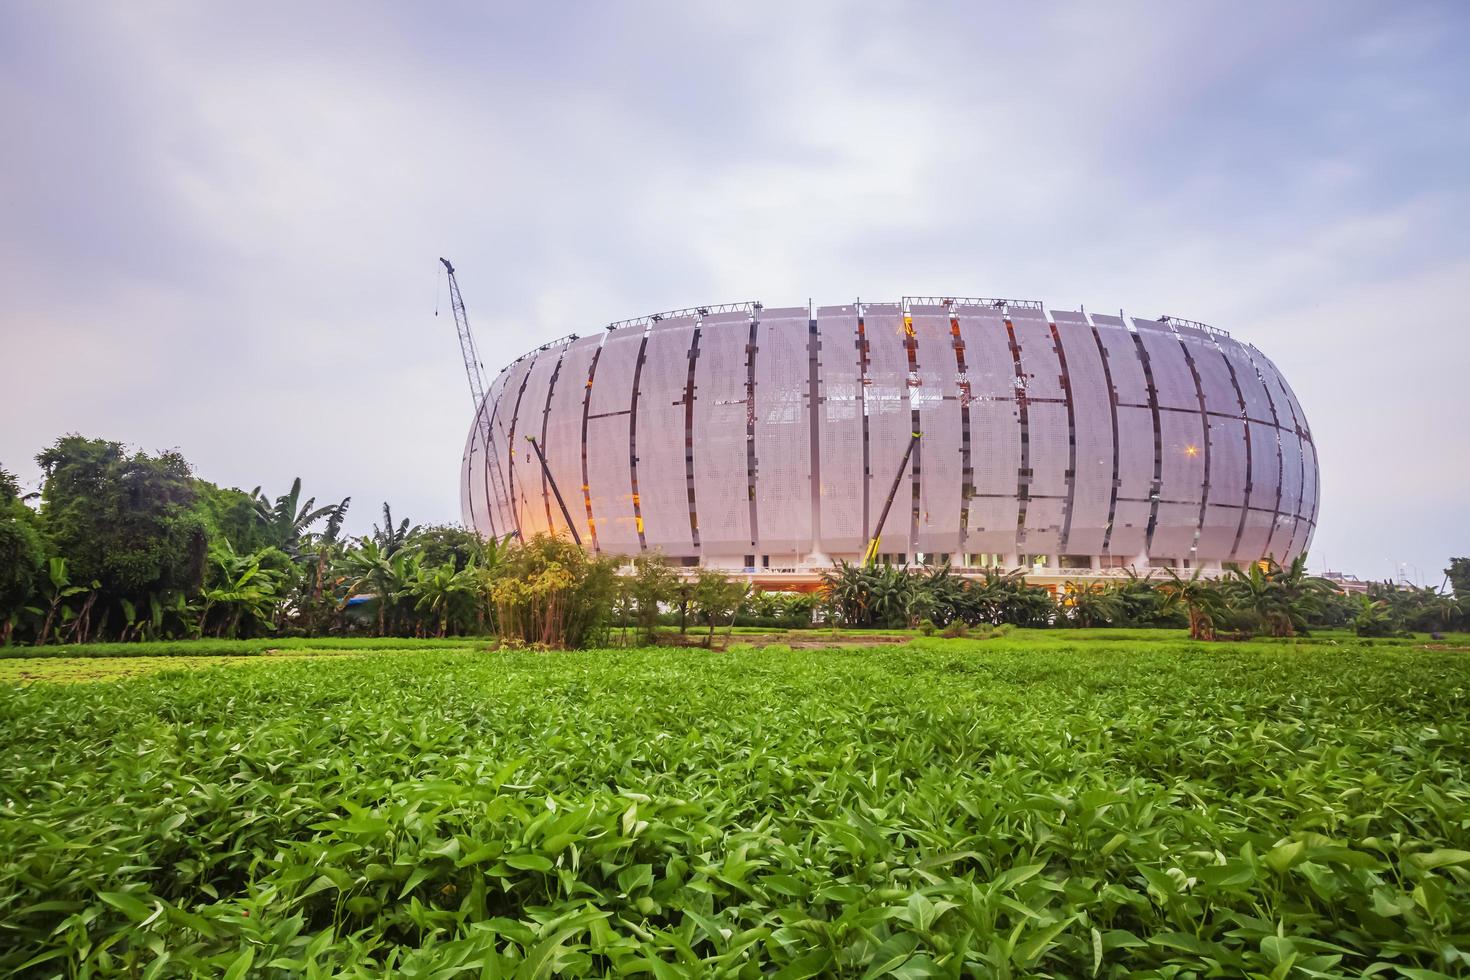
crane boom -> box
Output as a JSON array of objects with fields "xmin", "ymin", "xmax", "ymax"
[
  {"xmin": 440, "ymin": 257, "xmax": 492, "ymax": 450},
  {"xmin": 863, "ymin": 431, "xmax": 920, "ymax": 566}
]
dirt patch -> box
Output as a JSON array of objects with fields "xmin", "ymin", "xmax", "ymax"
[{"xmin": 662, "ymin": 633, "xmax": 914, "ymax": 650}]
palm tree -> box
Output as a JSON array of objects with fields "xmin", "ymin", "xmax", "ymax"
[
  {"xmin": 411, "ymin": 561, "xmax": 480, "ymax": 637},
  {"xmin": 372, "ymin": 503, "xmax": 419, "ymax": 557},
  {"xmin": 338, "ymin": 540, "xmax": 416, "ymax": 635},
  {"xmin": 1063, "ymin": 582, "xmax": 1126, "ymax": 627},
  {"xmin": 819, "ymin": 561, "xmax": 874, "ymax": 627},
  {"xmin": 1160, "ymin": 568, "xmax": 1220, "ymax": 640},
  {"xmin": 253, "ymin": 478, "xmax": 350, "ymax": 556},
  {"xmin": 1222, "ymin": 557, "xmax": 1331, "ymax": 638},
  {"xmin": 1112, "ymin": 569, "xmax": 1172, "ymax": 627},
  {"xmin": 1351, "ymin": 595, "xmax": 1394, "ymax": 637}
]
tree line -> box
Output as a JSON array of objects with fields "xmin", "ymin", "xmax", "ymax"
[
  {"xmin": 0, "ymin": 436, "xmax": 750, "ymax": 648},
  {"xmin": 2, "ymin": 435, "xmax": 1464, "ymax": 647},
  {"xmin": 0, "ymin": 436, "xmax": 503, "ymax": 644},
  {"xmin": 819, "ymin": 557, "xmax": 1467, "ymax": 638}
]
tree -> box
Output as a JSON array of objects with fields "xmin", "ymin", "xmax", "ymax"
[
  {"xmin": 1407, "ymin": 586, "xmax": 1461, "ymax": 633},
  {"xmin": 252, "ymin": 477, "xmax": 349, "ymax": 556},
  {"xmin": 627, "ymin": 553, "xmax": 679, "ymax": 644},
  {"xmin": 372, "ymin": 503, "xmax": 419, "ymax": 557},
  {"xmin": 691, "ymin": 568, "xmax": 746, "ymax": 646},
  {"xmin": 195, "ymin": 481, "xmax": 269, "ymax": 554},
  {"xmin": 1447, "ymin": 558, "xmax": 1470, "ymax": 603},
  {"xmin": 37, "ymin": 436, "xmax": 207, "ymax": 599},
  {"xmin": 1221, "ymin": 556, "xmax": 1333, "ymax": 638},
  {"xmin": 337, "ymin": 539, "xmax": 415, "ymax": 636},
  {"xmin": 34, "ymin": 558, "xmax": 94, "ymax": 646},
  {"xmin": 412, "ymin": 524, "xmax": 491, "ymax": 571},
  {"xmin": 1109, "ymin": 570, "xmax": 1180, "ymax": 628},
  {"xmin": 1062, "ymin": 582, "xmax": 1126, "ymax": 628},
  {"xmin": 0, "ymin": 464, "xmax": 47, "ymax": 645},
  {"xmin": 1159, "ymin": 568, "xmax": 1220, "ymax": 640},
  {"xmin": 411, "ymin": 560, "xmax": 488, "ymax": 637},
  {"xmin": 1351, "ymin": 596, "xmax": 1395, "ymax": 638},
  {"xmin": 197, "ymin": 544, "xmax": 283, "ymax": 638},
  {"xmin": 490, "ymin": 534, "xmax": 618, "ymax": 648}
]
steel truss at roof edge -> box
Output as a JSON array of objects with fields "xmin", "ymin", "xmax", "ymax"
[
  {"xmin": 606, "ymin": 301, "xmax": 762, "ymax": 332},
  {"xmin": 1159, "ymin": 315, "xmax": 1232, "ymax": 339},
  {"xmin": 503, "ymin": 333, "xmax": 581, "ymax": 368},
  {"xmin": 496, "ymin": 299, "xmax": 1245, "ymax": 370},
  {"xmin": 901, "ymin": 295, "xmax": 1044, "ymax": 311}
]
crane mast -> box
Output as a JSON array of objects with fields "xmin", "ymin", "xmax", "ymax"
[{"xmin": 440, "ymin": 257, "xmax": 492, "ymax": 450}]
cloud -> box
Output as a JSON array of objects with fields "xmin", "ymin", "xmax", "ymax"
[{"xmin": 0, "ymin": 0, "xmax": 1465, "ymax": 581}]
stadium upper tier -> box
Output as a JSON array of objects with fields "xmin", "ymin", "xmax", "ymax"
[{"xmin": 461, "ymin": 298, "xmax": 1317, "ymax": 571}]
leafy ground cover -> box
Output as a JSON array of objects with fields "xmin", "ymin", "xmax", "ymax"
[
  {"xmin": 2, "ymin": 639, "xmax": 1469, "ymax": 976},
  {"xmin": 0, "ymin": 636, "xmax": 488, "ymax": 660},
  {"xmin": 0, "ymin": 650, "xmax": 379, "ymax": 684}
]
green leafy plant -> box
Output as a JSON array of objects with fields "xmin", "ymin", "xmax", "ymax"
[{"xmin": 3, "ymin": 637, "xmax": 1469, "ymax": 975}]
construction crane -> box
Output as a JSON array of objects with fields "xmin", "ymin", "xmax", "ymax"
[
  {"xmin": 441, "ymin": 257, "xmax": 581, "ymax": 545},
  {"xmin": 439, "ymin": 258, "xmax": 493, "ymax": 453},
  {"xmin": 862, "ymin": 431, "xmax": 920, "ymax": 566}
]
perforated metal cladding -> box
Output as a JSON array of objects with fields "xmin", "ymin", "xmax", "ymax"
[
  {"xmin": 584, "ymin": 327, "xmax": 642, "ymax": 553},
  {"xmin": 955, "ymin": 306, "xmax": 1021, "ymax": 554},
  {"xmin": 691, "ymin": 312, "xmax": 754, "ymax": 554},
  {"xmin": 487, "ymin": 356, "xmax": 537, "ymax": 537},
  {"xmin": 513, "ymin": 349, "xmax": 562, "ymax": 535},
  {"xmin": 1052, "ymin": 313, "xmax": 1111, "ymax": 556},
  {"xmin": 910, "ymin": 311, "xmax": 962, "ymax": 554},
  {"xmin": 635, "ymin": 317, "xmax": 698, "ymax": 555},
  {"xmin": 862, "ymin": 306, "xmax": 914, "ymax": 556},
  {"xmin": 543, "ymin": 334, "xmax": 602, "ymax": 544},
  {"xmin": 463, "ymin": 300, "xmax": 1317, "ymax": 566},
  {"xmin": 815, "ymin": 307, "xmax": 866, "ymax": 553},
  {"xmin": 752, "ymin": 308, "xmax": 814, "ymax": 554}
]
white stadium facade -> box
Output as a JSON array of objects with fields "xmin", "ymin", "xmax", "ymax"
[{"xmin": 461, "ymin": 297, "xmax": 1317, "ymax": 580}]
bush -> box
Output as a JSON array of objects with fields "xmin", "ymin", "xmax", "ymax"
[
  {"xmin": 941, "ymin": 620, "xmax": 968, "ymax": 639},
  {"xmin": 918, "ymin": 618, "xmax": 936, "ymax": 636},
  {"xmin": 490, "ymin": 534, "xmax": 618, "ymax": 648}
]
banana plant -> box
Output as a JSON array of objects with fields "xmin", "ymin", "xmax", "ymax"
[
  {"xmin": 198, "ymin": 545, "xmax": 283, "ymax": 638},
  {"xmin": 252, "ymin": 478, "xmax": 350, "ymax": 556},
  {"xmin": 411, "ymin": 561, "xmax": 480, "ymax": 637},
  {"xmin": 35, "ymin": 558, "xmax": 94, "ymax": 646}
]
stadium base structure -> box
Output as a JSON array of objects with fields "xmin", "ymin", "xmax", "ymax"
[{"xmin": 462, "ymin": 297, "xmax": 1317, "ymax": 577}]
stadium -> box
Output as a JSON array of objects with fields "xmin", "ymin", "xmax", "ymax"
[{"xmin": 460, "ymin": 297, "xmax": 1317, "ymax": 584}]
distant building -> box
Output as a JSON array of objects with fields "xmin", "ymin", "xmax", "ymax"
[
  {"xmin": 1321, "ymin": 571, "xmax": 1371, "ymax": 594},
  {"xmin": 462, "ymin": 298, "xmax": 1318, "ymax": 578}
]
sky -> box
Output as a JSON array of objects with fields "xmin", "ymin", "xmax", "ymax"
[{"xmin": 1, "ymin": 1, "xmax": 1467, "ymax": 585}]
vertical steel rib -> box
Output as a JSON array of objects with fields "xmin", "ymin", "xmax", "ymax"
[
  {"xmin": 1050, "ymin": 318, "xmax": 1079, "ymax": 555},
  {"xmin": 683, "ymin": 319, "xmax": 703, "ymax": 552},
  {"xmin": 578, "ymin": 341, "xmax": 605, "ymax": 553},
  {"xmin": 744, "ymin": 314, "xmax": 760, "ymax": 553},
  {"xmin": 1088, "ymin": 315, "xmax": 1122, "ymax": 558},
  {"xmin": 1128, "ymin": 324, "xmax": 1164, "ymax": 557},
  {"xmin": 1004, "ymin": 317, "xmax": 1031, "ymax": 553}
]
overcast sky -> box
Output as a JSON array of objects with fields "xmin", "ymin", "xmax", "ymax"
[{"xmin": 2, "ymin": 2, "xmax": 1467, "ymax": 584}]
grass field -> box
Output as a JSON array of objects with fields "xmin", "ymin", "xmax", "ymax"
[{"xmin": 2, "ymin": 637, "xmax": 1469, "ymax": 976}]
